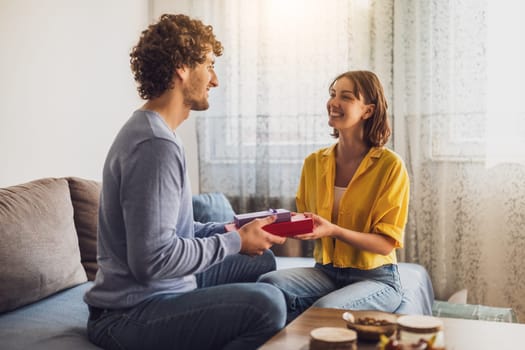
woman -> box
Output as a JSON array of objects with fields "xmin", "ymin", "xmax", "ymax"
[{"xmin": 259, "ymin": 70, "xmax": 409, "ymax": 323}]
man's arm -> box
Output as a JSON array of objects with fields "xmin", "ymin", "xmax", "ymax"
[{"xmin": 121, "ymin": 138, "xmax": 241, "ymax": 283}]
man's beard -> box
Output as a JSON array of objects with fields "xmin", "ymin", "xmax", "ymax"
[{"xmin": 183, "ymin": 75, "xmax": 209, "ymax": 111}]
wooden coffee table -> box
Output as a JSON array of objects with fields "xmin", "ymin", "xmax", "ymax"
[{"xmin": 260, "ymin": 307, "xmax": 525, "ymax": 350}]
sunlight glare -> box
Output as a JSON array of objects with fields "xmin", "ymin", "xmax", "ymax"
[{"xmin": 486, "ymin": 0, "xmax": 525, "ymax": 167}]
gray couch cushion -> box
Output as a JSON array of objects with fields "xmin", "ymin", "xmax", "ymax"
[
  {"xmin": 0, "ymin": 282, "xmax": 100, "ymax": 349},
  {"xmin": 67, "ymin": 177, "xmax": 101, "ymax": 281},
  {"xmin": 0, "ymin": 178, "xmax": 87, "ymax": 313},
  {"xmin": 192, "ymin": 192, "xmax": 235, "ymax": 223}
]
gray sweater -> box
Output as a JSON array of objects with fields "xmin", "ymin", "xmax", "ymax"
[{"xmin": 84, "ymin": 110, "xmax": 241, "ymax": 309}]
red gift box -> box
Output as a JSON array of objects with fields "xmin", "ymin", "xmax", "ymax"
[
  {"xmin": 225, "ymin": 213, "xmax": 313, "ymax": 237},
  {"xmin": 262, "ymin": 214, "xmax": 313, "ymax": 237}
]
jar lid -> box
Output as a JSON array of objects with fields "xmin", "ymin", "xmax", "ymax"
[
  {"xmin": 310, "ymin": 327, "xmax": 357, "ymax": 343},
  {"xmin": 397, "ymin": 315, "xmax": 443, "ymax": 334}
]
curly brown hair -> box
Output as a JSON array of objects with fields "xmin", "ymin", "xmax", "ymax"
[
  {"xmin": 130, "ymin": 14, "xmax": 223, "ymax": 100},
  {"xmin": 329, "ymin": 70, "xmax": 391, "ymax": 147}
]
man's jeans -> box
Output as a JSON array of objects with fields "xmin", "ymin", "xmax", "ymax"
[
  {"xmin": 258, "ymin": 263, "xmax": 403, "ymax": 323},
  {"xmin": 87, "ymin": 251, "xmax": 286, "ymax": 350}
]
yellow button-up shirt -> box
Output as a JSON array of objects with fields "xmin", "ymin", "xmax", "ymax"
[{"xmin": 296, "ymin": 144, "xmax": 409, "ymax": 270}]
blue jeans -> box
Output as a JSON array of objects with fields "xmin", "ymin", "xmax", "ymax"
[
  {"xmin": 258, "ymin": 263, "xmax": 403, "ymax": 323},
  {"xmin": 87, "ymin": 250, "xmax": 286, "ymax": 350}
]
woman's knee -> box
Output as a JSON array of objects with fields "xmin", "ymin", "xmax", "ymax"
[
  {"xmin": 257, "ymin": 269, "xmax": 280, "ymax": 284},
  {"xmin": 312, "ymin": 283, "xmax": 402, "ymax": 312}
]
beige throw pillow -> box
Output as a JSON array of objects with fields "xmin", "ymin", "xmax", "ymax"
[{"xmin": 0, "ymin": 178, "xmax": 87, "ymax": 313}]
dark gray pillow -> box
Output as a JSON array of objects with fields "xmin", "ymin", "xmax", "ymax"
[
  {"xmin": 192, "ymin": 192, "xmax": 235, "ymax": 223},
  {"xmin": 0, "ymin": 178, "xmax": 87, "ymax": 313},
  {"xmin": 66, "ymin": 177, "xmax": 101, "ymax": 281}
]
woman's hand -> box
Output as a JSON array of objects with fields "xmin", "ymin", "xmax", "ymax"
[
  {"xmin": 293, "ymin": 213, "xmax": 397, "ymax": 255},
  {"xmin": 293, "ymin": 212, "xmax": 339, "ymax": 240}
]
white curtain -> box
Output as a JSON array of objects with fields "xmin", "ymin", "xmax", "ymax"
[
  {"xmin": 394, "ymin": 0, "xmax": 525, "ymax": 322},
  {"xmin": 188, "ymin": 0, "xmax": 525, "ymax": 320},
  {"xmin": 190, "ymin": 0, "xmax": 393, "ymax": 212},
  {"xmin": 485, "ymin": 0, "xmax": 525, "ymax": 166}
]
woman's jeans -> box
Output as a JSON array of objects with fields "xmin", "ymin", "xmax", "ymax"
[
  {"xmin": 258, "ymin": 263, "xmax": 403, "ymax": 323},
  {"xmin": 87, "ymin": 250, "xmax": 286, "ymax": 350}
]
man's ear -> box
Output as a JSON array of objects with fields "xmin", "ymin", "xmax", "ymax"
[{"xmin": 175, "ymin": 66, "xmax": 189, "ymax": 81}]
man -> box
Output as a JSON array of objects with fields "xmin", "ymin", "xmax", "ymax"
[{"xmin": 84, "ymin": 14, "xmax": 287, "ymax": 350}]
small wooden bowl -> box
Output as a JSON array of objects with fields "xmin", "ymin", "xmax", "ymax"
[{"xmin": 342, "ymin": 310, "xmax": 398, "ymax": 341}]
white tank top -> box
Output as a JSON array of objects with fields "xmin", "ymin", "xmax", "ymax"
[{"xmin": 332, "ymin": 186, "xmax": 346, "ymax": 223}]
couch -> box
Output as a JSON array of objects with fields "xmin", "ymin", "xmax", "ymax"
[{"xmin": 0, "ymin": 177, "xmax": 434, "ymax": 350}]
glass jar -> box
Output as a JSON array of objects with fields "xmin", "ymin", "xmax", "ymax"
[{"xmin": 395, "ymin": 315, "xmax": 446, "ymax": 349}]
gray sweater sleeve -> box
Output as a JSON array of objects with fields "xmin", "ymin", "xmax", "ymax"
[
  {"xmin": 121, "ymin": 138, "xmax": 241, "ymax": 283},
  {"xmin": 194, "ymin": 221, "xmax": 228, "ymax": 237}
]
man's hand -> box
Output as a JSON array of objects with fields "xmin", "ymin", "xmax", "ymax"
[{"xmin": 237, "ymin": 215, "xmax": 286, "ymax": 256}]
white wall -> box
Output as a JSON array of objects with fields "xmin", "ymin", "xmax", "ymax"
[
  {"xmin": 0, "ymin": 0, "xmax": 203, "ymax": 193},
  {"xmin": 0, "ymin": 0, "xmax": 149, "ymax": 187}
]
